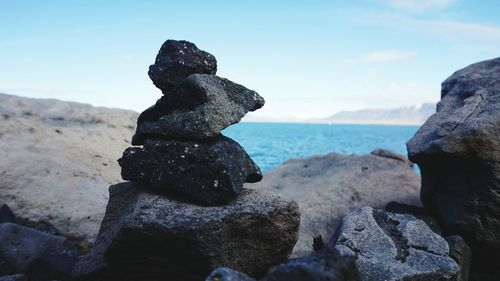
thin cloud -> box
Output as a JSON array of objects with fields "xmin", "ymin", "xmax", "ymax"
[
  {"xmin": 367, "ymin": 12, "xmax": 500, "ymax": 42},
  {"xmin": 384, "ymin": 0, "xmax": 456, "ymax": 12},
  {"xmin": 347, "ymin": 50, "xmax": 417, "ymax": 64},
  {"xmin": 417, "ymin": 19, "xmax": 500, "ymax": 41}
]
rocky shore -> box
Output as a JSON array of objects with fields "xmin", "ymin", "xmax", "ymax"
[{"xmin": 0, "ymin": 40, "xmax": 498, "ymax": 280}]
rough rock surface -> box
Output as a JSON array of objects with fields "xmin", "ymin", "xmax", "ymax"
[
  {"xmin": 371, "ymin": 148, "xmax": 414, "ymax": 167},
  {"xmin": 73, "ymin": 182, "xmax": 300, "ymax": 281},
  {"xmin": 334, "ymin": 207, "xmax": 458, "ymax": 281},
  {"xmin": 205, "ymin": 267, "xmax": 256, "ymax": 281},
  {"xmin": 119, "ymin": 136, "xmax": 262, "ymax": 205},
  {"xmin": 445, "ymin": 236, "xmax": 471, "ymax": 281},
  {"xmin": 0, "ymin": 275, "xmax": 27, "ymax": 281},
  {"xmin": 0, "ymin": 223, "xmax": 79, "ymax": 280},
  {"xmin": 132, "ymin": 74, "xmax": 265, "ymax": 143},
  {"xmin": 407, "ymin": 57, "xmax": 500, "ymax": 271},
  {"xmin": 260, "ymin": 247, "xmax": 358, "ymax": 281},
  {"xmin": 0, "ymin": 93, "xmax": 137, "ymax": 249},
  {"xmin": 246, "ymin": 150, "xmax": 421, "ymax": 257},
  {"xmin": 148, "ymin": 40, "xmax": 217, "ymax": 92}
]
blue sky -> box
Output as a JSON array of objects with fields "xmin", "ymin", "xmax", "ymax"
[{"xmin": 1, "ymin": 0, "xmax": 499, "ymax": 120}]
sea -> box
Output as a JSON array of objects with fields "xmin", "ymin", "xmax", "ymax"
[{"xmin": 223, "ymin": 122, "xmax": 420, "ymax": 173}]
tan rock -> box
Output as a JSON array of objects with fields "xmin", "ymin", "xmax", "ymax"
[{"xmin": 0, "ymin": 93, "xmax": 137, "ymax": 249}]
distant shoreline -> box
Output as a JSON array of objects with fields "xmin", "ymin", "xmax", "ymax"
[{"xmin": 240, "ymin": 120, "xmax": 422, "ymax": 127}]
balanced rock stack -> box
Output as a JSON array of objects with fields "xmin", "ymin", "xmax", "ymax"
[{"xmin": 73, "ymin": 40, "xmax": 300, "ymax": 281}]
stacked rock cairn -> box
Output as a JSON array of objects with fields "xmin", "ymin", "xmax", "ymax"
[
  {"xmin": 72, "ymin": 40, "xmax": 300, "ymax": 281},
  {"xmin": 122, "ymin": 39, "xmax": 265, "ymax": 206}
]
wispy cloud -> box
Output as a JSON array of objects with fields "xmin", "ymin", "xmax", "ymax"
[
  {"xmin": 383, "ymin": 0, "xmax": 456, "ymax": 12},
  {"xmin": 347, "ymin": 50, "xmax": 417, "ymax": 64},
  {"xmin": 367, "ymin": 12, "xmax": 500, "ymax": 42},
  {"xmin": 416, "ymin": 19, "xmax": 500, "ymax": 41}
]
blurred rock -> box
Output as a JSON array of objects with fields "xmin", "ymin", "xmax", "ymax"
[
  {"xmin": 445, "ymin": 235, "xmax": 471, "ymax": 281},
  {"xmin": 0, "ymin": 223, "xmax": 79, "ymax": 281},
  {"xmin": 0, "ymin": 275, "xmax": 27, "ymax": 281},
  {"xmin": 0, "ymin": 204, "xmax": 15, "ymax": 224},
  {"xmin": 0, "ymin": 93, "xmax": 137, "ymax": 250},
  {"xmin": 205, "ymin": 268, "xmax": 256, "ymax": 281},
  {"xmin": 246, "ymin": 150, "xmax": 421, "ymax": 257},
  {"xmin": 370, "ymin": 148, "xmax": 413, "ymax": 167},
  {"xmin": 260, "ymin": 247, "xmax": 358, "ymax": 281}
]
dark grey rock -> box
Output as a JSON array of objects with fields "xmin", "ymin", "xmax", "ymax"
[
  {"xmin": 445, "ymin": 235, "xmax": 471, "ymax": 281},
  {"xmin": 385, "ymin": 201, "xmax": 442, "ymax": 235},
  {"xmin": 205, "ymin": 267, "xmax": 256, "ymax": 281},
  {"xmin": 73, "ymin": 182, "xmax": 300, "ymax": 281},
  {"xmin": 119, "ymin": 136, "xmax": 262, "ymax": 206},
  {"xmin": 132, "ymin": 74, "xmax": 265, "ymax": 143},
  {"xmin": 0, "ymin": 223, "xmax": 79, "ymax": 281},
  {"xmin": 260, "ymin": 247, "xmax": 358, "ymax": 281},
  {"xmin": 334, "ymin": 207, "xmax": 459, "ymax": 281},
  {"xmin": 148, "ymin": 39, "xmax": 217, "ymax": 92},
  {"xmin": 0, "ymin": 275, "xmax": 27, "ymax": 281},
  {"xmin": 407, "ymin": 57, "xmax": 500, "ymax": 272},
  {"xmin": 0, "ymin": 204, "xmax": 15, "ymax": 223}
]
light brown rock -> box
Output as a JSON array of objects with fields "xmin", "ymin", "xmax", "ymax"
[{"xmin": 0, "ymin": 93, "xmax": 137, "ymax": 249}]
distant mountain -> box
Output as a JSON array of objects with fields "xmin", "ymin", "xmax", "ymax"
[{"xmin": 310, "ymin": 103, "xmax": 436, "ymax": 125}]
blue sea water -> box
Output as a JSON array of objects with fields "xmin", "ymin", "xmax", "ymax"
[{"xmin": 223, "ymin": 122, "xmax": 420, "ymax": 173}]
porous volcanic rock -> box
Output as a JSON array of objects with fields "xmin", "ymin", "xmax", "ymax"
[
  {"xmin": 119, "ymin": 136, "xmax": 262, "ymax": 205},
  {"xmin": 148, "ymin": 39, "xmax": 217, "ymax": 92},
  {"xmin": 407, "ymin": 57, "xmax": 500, "ymax": 271},
  {"xmin": 73, "ymin": 182, "xmax": 300, "ymax": 281},
  {"xmin": 334, "ymin": 207, "xmax": 459, "ymax": 281},
  {"xmin": 132, "ymin": 74, "xmax": 265, "ymax": 143},
  {"xmin": 246, "ymin": 150, "xmax": 421, "ymax": 257},
  {"xmin": 0, "ymin": 223, "xmax": 79, "ymax": 280}
]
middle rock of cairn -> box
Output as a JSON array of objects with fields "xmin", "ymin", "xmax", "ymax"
[{"xmin": 73, "ymin": 40, "xmax": 300, "ymax": 281}]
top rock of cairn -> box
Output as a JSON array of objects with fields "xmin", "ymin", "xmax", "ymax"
[
  {"xmin": 149, "ymin": 40, "xmax": 217, "ymax": 93},
  {"xmin": 119, "ymin": 39, "xmax": 265, "ymax": 205}
]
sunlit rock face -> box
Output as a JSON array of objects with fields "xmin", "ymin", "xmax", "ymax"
[{"xmin": 407, "ymin": 57, "xmax": 500, "ymax": 272}]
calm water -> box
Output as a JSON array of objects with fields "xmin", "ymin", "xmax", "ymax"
[{"xmin": 223, "ymin": 122, "xmax": 419, "ymax": 172}]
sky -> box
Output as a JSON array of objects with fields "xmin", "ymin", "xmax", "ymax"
[{"xmin": 1, "ymin": 0, "xmax": 500, "ymax": 120}]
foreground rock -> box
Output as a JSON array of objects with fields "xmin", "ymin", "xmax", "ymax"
[
  {"xmin": 119, "ymin": 136, "xmax": 262, "ymax": 205},
  {"xmin": 334, "ymin": 207, "xmax": 459, "ymax": 281},
  {"xmin": 246, "ymin": 149, "xmax": 420, "ymax": 257},
  {"xmin": 260, "ymin": 247, "xmax": 358, "ymax": 281},
  {"xmin": 73, "ymin": 182, "xmax": 300, "ymax": 281},
  {"xmin": 0, "ymin": 275, "xmax": 27, "ymax": 281},
  {"xmin": 0, "ymin": 93, "xmax": 137, "ymax": 249},
  {"xmin": 148, "ymin": 39, "xmax": 217, "ymax": 93},
  {"xmin": 0, "ymin": 223, "xmax": 79, "ymax": 280},
  {"xmin": 446, "ymin": 236, "xmax": 471, "ymax": 281},
  {"xmin": 133, "ymin": 74, "xmax": 265, "ymax": 143},
  {"xmin": 205, "ymin": 268, "xmax": 256, "ymax": 281},
  {"xmin": 407, "ymin": 57, "xmax": 500, "ymax": 272},
  {"xmin": 208, "ymin": 247, "xmax": 358, "ymax": 281}
]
